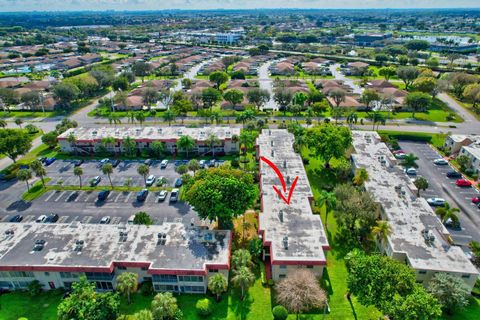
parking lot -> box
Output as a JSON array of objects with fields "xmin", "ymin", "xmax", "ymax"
[
  {"xmin": 0, "ymin": 158, "xmax": 218, "ymax": 227},
  {"xmin": 399, "ymin": 141, "xmax": 480, "ymax": 244}
]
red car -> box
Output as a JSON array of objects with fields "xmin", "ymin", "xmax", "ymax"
[
  {"xmin": 472, "ymin": 197, "xmax": 480, "ymax": 204},
  {"xmin": 392, "ymin": 150, "xmax": 405, "ymax": 154},
  {"xmin": 456, "ymin": 179, "xmax": 472, "ymax": 187}
]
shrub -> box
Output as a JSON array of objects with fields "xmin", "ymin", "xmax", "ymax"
[
  {"xmin": 140, "ymin": 280, "xmax": 154, "ymax": 296},
  {"xmin": 231, "ymin": 158, "xmax": 240, "ymax": 168},
  {"xmin": 272, "ymin": 305, "xmax": 289, "ymax": 320},
  {"xmin": 195, "ymin": 298, "xmax": 213, "ymax": 316}
]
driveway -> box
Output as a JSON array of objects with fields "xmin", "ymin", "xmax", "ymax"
[
  {"xmin": 399, "ymin": 141, "xmax": 480, "ymax": 244},
  {"xmin": 330, "ymin": 63, "xmax": 363, "ymax": 94},
  {"xmin": 258, "ymin": 60, "xmax": 278, "ymax": 111}
]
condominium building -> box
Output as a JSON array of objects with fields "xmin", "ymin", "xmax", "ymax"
[
  {"xmin": 256, "ymin": 130, "xmax": 329, "ymax": 281},
  {"xmin": 0, "ymin": 222, "xmax": 231, "ymax": 293},
  {"xmin": 57, "ymin": 126, "xmax": 240, "ymax": 156},
  {"xmin": 351, "ymin": 131, "xmax": 479, "ymax": 291}
]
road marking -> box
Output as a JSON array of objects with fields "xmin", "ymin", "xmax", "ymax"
[
  {"xmin": 23, "ymin": 215, "xmax": 35, "ymax": 222},
  {"xmin": 1, "ymin": 215, "xmax": 10, "ymax": 222},
  {"xmin": 114, "ymin": 192, "xmax": 123, "ymax": 202},
  {"xmin": 58, "ymin": 216, "xmax": 69, "ymax": 223},
  {"xmin": 55, "ymin": 191, "xmax": 66, "ymax": 202},
  {"xmin": 111, "ymin": 217, "xmax": 122, "ymax": 224},
  {"xmin": 81, "ymin": 216, "xmax": 93, "ymax": 224},
  {"xmin": 45, "ymin": 191, "xmax": 57, "ymax": 202},
  {"xmin": 65, "ymin": 191, "xmax": 77, "ymax": 202},
  {"xmin": 124, "ymin": 192, "xmax": 132, "ymax": 203}
]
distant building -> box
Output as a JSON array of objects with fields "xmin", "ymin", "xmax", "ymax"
[
  {"xmin": 354, "ymin": 33, "xmax": 392, "ymax": 47},
  {"xmin": 351, "ymin": 131, "xmax": 479, "ymax": 292},
  {"xmin": 444, "ymin": 134, "xmax": 480, "ymax": 154},
  {"xmin": 256, "ymin": 130, "xmax": 329, "ymax": 281},
  {"xmin": 0, "ymin": 222, "xmax": 231, "ymax": 293},
  {"xmin": 57, "ymin": 126, "xmax": 240, "ymax": 156}
]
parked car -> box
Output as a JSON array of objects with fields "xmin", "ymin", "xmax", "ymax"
[
  {"xmin": 427, "ymin": 198, "xmax": 446, "ymax": 207},
  {"xmin": 392, "ymin": 150, "xmax": 405, "ymax": 155},
  {"xmin": 144, "ymin": 159, "xmax": 152, "ymax": 166},
  {"xmin": 404, "ymin": 168, "xmax": 417, "ymax": 175},
  {"xmin": 170, "ymin": 188, "xmax": 180, "ymax": 203},
  {"xmin": 38, "ymin": 157, "xmax": 47, "ymax": 163},
  {"xmin": 156, "ymin": 176, "xmax": 167, "ymax": 186},
  {"xmin": 67, "ymin": 191, "xmax": 78, "ymax": 202},
  {"xmin": 100, "ymin": 216, "xmax": 111, "ymax": 224},
  {"xmin": 208, "ymin": 159, "xmax": 216, "ymax": 167},
  {"xmin": 160, "ymin": 159, "xmax": 169, "ymax": 169},
  {"xmin": 158, "ymin": 190, "xmax": 168, "ymax": 202},
  {"xmin": 97, "ymin": 190, "xmax": 110, "ymax": 201},
  {"xmin": 446, "ymin": 171, "xmax": 462, "ymax": 179},
  {"xmin": 199, "ymin": 160, "xmax": 207, "ymax": 168},
  {"xmin": 471, "ymin": 197, "xmax": 480, "ymax": 204},
  {"xmin": 137, "ymin": 189, "xmax": 148, "ymax": 202},
  {"xmin": 174, "ymin": 160, "xmax": 182, "ymax": 167},
  {"xmin": 36, "ymin": 215, "xmax": 47, "ymax": 223},
  {"xmin": 433, "ymin": 159, "xmax": 448, "ymax": 165},
  {"xmin": 456, "ymin": 179, "xmax": 472, "ymax": 187},
  {"xmin": 9, "ymin": 215, "xmax": 23, "ymax": 222},
  {"xmin": 90, "ymin": 176, "xmax": 101, "ymax": 186},
  {"xmin": 100, "ymin": 158, "xmax": 110, "ymax": 165},
  {"xmin": 174, "ymin": 178, "xmax": 183, "ymax": 187},
  {"xmin": 444, "ymin": 217, "xmax": 461, "ymax": 230},
  {"xmin": 394, "ymin": 153, "xmax": 406, "ymax": 159},
  {"xmin": 45, "ymin": 213, "xmax": 59, "ymax": 223},
  {"xmin": 146, "ymin": 175, "xmax": 156, "ymax": 186},
  {"xmin": 74, "ymin": 159, "xmax": 84, "ymax": 167},
  {"xmin": 127, "ymin": 215, "xmax": 135, "ymax": 225},
  {"xmin": 112, "ymin": 159, "xmax": 121, "ymax": 168},
  {"xmin": 45, "ymin": 158, "xmax": 56, "ymax": 166}
]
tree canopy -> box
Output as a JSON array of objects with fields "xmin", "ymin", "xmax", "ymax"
[
  {"xmin": 305, "ymin": 124, "xmax": 352, "ymax": 167},
  {"xmin": 0, "ymin": 129, "xmax": 32, "ymax": 162}
]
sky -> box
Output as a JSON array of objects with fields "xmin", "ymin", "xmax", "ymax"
[{"xmin": 0, "ymin": 0, "xmax": 479, "ymax": 11}]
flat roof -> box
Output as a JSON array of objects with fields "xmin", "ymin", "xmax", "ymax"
[
  {"xmin": 57, "ymin": 126, "xmax": 240, "ymax": 143},
  {"xmin": 0, "ymin": 222, "xmax": 230, "ymax": 272},
  {"xmin": 351, "ymin": 131, "xmax": 478, "ymax": 275},
  {"xmin": 257, "ymin": 129, "xmax": 328, "ymax": 264}
]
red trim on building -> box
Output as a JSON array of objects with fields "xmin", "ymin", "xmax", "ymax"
[{"xmin": 271, "ymin": 260, "xmax": 327, "ymax": 266}]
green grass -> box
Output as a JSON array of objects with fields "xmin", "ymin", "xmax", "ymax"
[
  {"xmin": 0, "ymin": 111, "xmax": 56, "ymax": 118},
  {"xmin": 22, "ymin": 177, "xmax": 51, "ymax": 201},
  {"xmin": 447, "ymin": 94, "xmax": 480, "ymax": 121},
  {"xmin": 441, "ymin": 297, "xmax": 480, "ymax": 320},
  {"xmin": 0, "ymin": 290, "xmax": 62, "ymax": 320},
  {"xmin": 377, "ymin": 130, "xmax": 446, "ymax": 149}
]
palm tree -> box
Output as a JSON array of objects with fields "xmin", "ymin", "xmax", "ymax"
[
  {"xmin": 108, "ymin": 113, "xmax": 122, "ymax": 127},
  {"xmin": 137, "ymin": 164, "xmax": 150, "ymax": 186},
  {"xmin": 162, "ymin": 109, "xmax": 177, "ymax": 126},
  {"xmin": 0, "ymin": 119, "xmax": 7, "ymax": 128},
  {"xmin": 372, "ymin": 220, "xmax": 392, "ymax": 243},
  {"xmin": 101, "ymin": 163, "xmax": 114, "ymax": 189},
  {"xmin": 231, "ymin": 266, "xmax": 255, "ymax": 300},
  {"xmin": 135, "ymin": 112, "xmax": 146, "ymax": 126},
  {"xmin": 74, "ymin": 166, "xmax": 83, "ymax": 188},
  {"xmin": 67, "ymin": 133, "xmax": 77, "ymax": 155},
  {"xmin": 116, "ymin": 272, "xmax": 138, "ymax": 304},
  {"xmin": 231, "ymin": 249, "xmax": 253, "ymax": 270},
  {"xmin": 132, "ymin": 309, "xmax": 153, "ymax": 320},
  {"xmin": 402, "ymin": 153, "xmax": 419, "ymax": 168},
  {"xmin": 127, "ymin": 111, "xmax": 136, "ymax": 124},
  {"xmin": 187, "ymin": 159, "xmax": 200, "ymax": 175},
  {"xmin": 317, "ymin": 190, "xmax": 337, "ymax": 230},
  {"xmin": 151, "ymin": 292, "xmax": 178, "ymax": 320},
  {"xmin": 176, "ymin": 135, "xmax": 195, "ymax": 158},
  {"xmin": 206, "ymin": 133, "xmax": 220, "ymax": 157},
  {"xmin": 352, "ymin": 168, "xmax": 369, "ymax": 186},
  {"xmin": 435, "ymin": 202, "xmax": 460, "ymax": 227},
  {"xmin": 14, "ymin": 118, "xmax": 23, "ymax": 128},
  {"xmin": 101, "ymin": 137, "xmax": 116, "ymax": 155},
  {"xmin": 17, "ymin": 169, "xmax": 32, "ymax": 192},
  {"xmin": 208, "ymin": 273, "xmax": 228, "ymax": 302},
  {"xmin": 30, "ymin": 160, "xmax": 47, "ymax": 188},
  {"xmin": 414, "ymin": 176, "xmax": 429, "ymax": 197}
]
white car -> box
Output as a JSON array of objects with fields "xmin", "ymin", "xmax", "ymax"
[
  {"xmin": 199, "ymin": 160, "xmax": 207, "ymax": 168},
  {"xmin": 404, "ymin": 167, "xmax": 417, "ymax": 175},
  {"xmin": 36, "ymin": 215, "xmax": 47, "ymax": 223},
  {"xmin": 170, "ymin": 188, "xmax": 180, "ymax": 203},
  {"xmin": 433, "ymin": 158, "xmax": 448, "ymax": 165},
  {"xmin": 100, "ymin": 158, "xmax": 110, "ymax": 165},
  {"xmin": 394, "ymin": 153, "xmax": 407, "ymax": 159},
  {"xmin": 427, "ymin": 198, "xmax": 446, "ymax": 207},
  {"xmin": 160, "ymin": 160, "xmax": 169, "ymax": 169},
  {"xmin": 158, "ymin": 190, "xmax": 168, "ymax": 202},
  {"xmin": 146, "ymin": 175, "xmax": 156, "ymax": 186},
  {"xmin": 100, "ymin": 216, "xmax": 111, "ymax": 224},
  {"xmin": 127, "ymin": 215, "xmax": 135, "ymax": 225}
]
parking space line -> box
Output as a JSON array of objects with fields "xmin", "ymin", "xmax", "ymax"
[
  {"xmin": 23, "ymin": 215, "xmax": 35, "ymax": 222},
  {"xmin": 81, "ymin": 216, "xmax": 93, "ymax": 224},
  {"xmin": 114, "ymin": 192, "xmax": 123, "ymax": 202},
  {"xmin": 124, "ymin": 192, "xmax": 132, "ymax": 203},
  {"xmin": 58, "ymin": 216, "xmax": 69, "ymax": 223},
  {"xmin": 45, "ymin": 191, "xmax": 57, "ymax": 202},
  {"xmin": 65, "ymin": 191, "xmax": 77, "ymax": 202},
  {"xmin": 111, "ymin": 217, "xmax": 122, "ymax": 224},
  {"xmin": 1, "ymin": 215, "xmax": 10, "ymax": 222},
  {"xmin": 55, "ymin": 191, "xmax": 66, "ymax": 202}
]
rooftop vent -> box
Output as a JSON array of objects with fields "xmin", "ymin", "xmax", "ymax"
[
  {"xmin": 278, "ymin": 210, "xmax": 284, "ymax": 223},
  {"xmin": 157, "ymin": 232, "xmax": 167, "ymax": 245},
  {"xmin": 270, "ymin": 141, "xmax": 274, "ymax": 147},
  {"xmin": 74, "ymin": 240, "xmax": 84, "ymax": 252},
  {"xmin": 271, "ymin": 150, "xmax": 274, "ymax": 157},
  {"xmin": 286, "ymin": 176, "xmax": 290, "ymax": 184},
  {"xmin": 119, "ymin": 231, "xmax": 128, "ymax": 242},
  {"xmin": 269, "ymin": 130, "xmax": 271, "ymax": 136},
  {"xmin": 283, "ymin": 236, "xmax": 289, "ymax": 250},
  {"xmin": 33, "ymin": 239, "xmax": 45, "ymax": 252},
  {"xmin": 283, "ymin": 160, "xmax": 287, "ymax": 169},
  {"xmin": 422, "ymin": 229, "xmax": 435, "ymax": 244},
  {"xmin": 157, "ymin": 128, "xmax": 163, "ymax": 133}
]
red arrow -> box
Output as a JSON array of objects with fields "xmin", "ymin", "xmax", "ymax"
[{"xmin": 260, "ymin": 156, "xmax": 299, "ymax": 205}]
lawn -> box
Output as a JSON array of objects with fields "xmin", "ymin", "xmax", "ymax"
[
  {"xmin": 377, "ymin": 130, "xmax": 446, "ymax": 149},
  {"xmin": 447, "ymin": 94, "xmax": 480, "ymax": 121},
  {"xmin": 0, "ymin": 110, "xmax": 56, "ymax": 119},
  {"xmin": 441, "ymin": 297, "xmax": 480, "ymax": 320},
  {"xmin": 0, "ymin": 290, "xmax": 62, "ymax": 320}
]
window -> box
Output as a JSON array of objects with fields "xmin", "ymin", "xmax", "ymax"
[
  {"xmin": 63, "ymin": 282, "xmax": 73, "ymax": 290},
  {"xmin": 95, "ymin": 281, "xmax": 113, "ymax": 291},
  {"xmin": 9, "ymin": 271, "xmax": 34, "ymax": 278},
  {"xmin": 306, "ymin": 265, "xmax": 313, "ymax": 269},
  {"xmin": 279, "ymin": 275, "xmax": 286, "ymax": 279},
  {"xmin": 462, "ymin": 274, "xmax": 470, "ymax": 279},
  {"xmin": 0, "ymin": 271, "xmax": 10, "ymax": 278},
  {"xmin": 141, "ymin": 267, "xmax": 148, "ymax": 271},
  {"xmin": 209, "ymin": 269, "xmax": 218, "ymax": 273},
  {"xmin": 44, "ymin": 272, "xmax": 50, "ymax": 276},
  {"xmin": 181, "ymin": 285, "xmax": 204, "ymax": 293},
  {"xmin": 116, "ymin": 266, "xmax": 127, "ymax": 270},
  {"xmin": 152, "ymin": 274, "xmax": 177, "ymax": 283},
  {"xmin": 60, "ymin": 272, "xmax": 79, "ymax": 279},
  {"xmin": 0, "ymin": 281, "xmax": 13, "ymax": 289},
  {"xmin": 178, "ymin": 275, "xmax": 203, "ymax": 282},
  {"xmin": 85, "ymin": 272, "xmax": 115, "ymax": 281},
  {"xmin": 279, "ymin": 265, "xmax": 287, "ymax": 269},
  {"xmin": 418, "ymin": 270, "xmax": 427, "ymax": 275},
  {"xmin": 154, "ymin": 284, "xmax": 178, "ymax": 292}
]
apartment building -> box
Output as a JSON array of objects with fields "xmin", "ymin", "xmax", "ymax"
[
  {"xmin": 444, "ymin": 134, "xmax": 480, "ymax": 154},
  {"xmin": 0, "ymin": 222, "xmax": 231, "ymax": 294},
  {"xmin": 57, "ymin": 126, "xmax": 240, "ymax": 156},
  {"xmin": 256, "ymin": 130, "xmax": 329, "ymax": 281},
  {"xmin": 351, "ymin": 131, "xmax": 479, "ymax": 291}
]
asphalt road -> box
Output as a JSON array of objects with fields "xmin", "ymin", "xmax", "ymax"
[{"xmin": 399, "ymin": 141, "xmax": 480, "ymax": 244}]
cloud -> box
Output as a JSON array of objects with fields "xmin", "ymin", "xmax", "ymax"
[{"xmin": 0, "ymin": 0, "xmax": 479, "ymax": 11}]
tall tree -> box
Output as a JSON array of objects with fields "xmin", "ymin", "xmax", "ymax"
[
  {"xmin": 30, "ymin": 159, "xmax": 47, "ymax": 188},
  {"xmin": 371, "ymin": 220, "xmax": 392, "ymax": 243},
  {"xmin": 435, "ymin": 202, "xmax": 460, "ymax": 227},
  {"xmin": 378, "ymin": 66, "xmax": 397, "ymax": 81},
  {"xmin": 413, "ymin": 176, "xmax": 429, "ymax": 197},
  {"xmin": 132, "ymin": 61, "xmax": 151, "ymax": 83},
  {"xmin": 208, "ymin": 273, "xmax": 228, "ymax": 302},
  {"xmin": 396, "ymin": 66, "xmax": 420, "ymax": 90},
  {"xmin": 231, "ymin": 249, "xmax": 253, "ymax": 270},
  {"xmin": 305, "ymin": 124, "xmax": 352, "ymax": 168},
  {"xmin": 17, "ymin": 168, "xmax": 32, "ymax": 192},
  {"xmin": 101, "ymin": 163, "xmax": 114, "ymax": 189},
  {"xmin": 231, "ymin": 266, "xmax": 255, "ymax": 301},
  {"xmin": 223, "ymin": 89, "xmax": 244, "ymax": 107},
  {"xmin": 201, "ymin": 88, "xmax": 222, "ymax": 111},
  {"xmin": 276, "ymin": 269, "xmax": 327, "ymax": 320},
  {"xmin": 176, "ymin": 135, "xmax": 195, "ymax": 158},
  {"xmin": 151, "ymin": 292, "xmax": 179, "ymax": 320},
  {"xmin": 187, "ymin": 159, "xmax": 201, "ymax": 175},
  {"xmin": 247, "ymin": 88, "xmax": 270, "ymax": 110},
  {"xmin": 0, "ymin": 129, "xmax": 32, "ymax": 163},
  {"xmin": 361, "ymin": 89, "xmax": 380, "ymax": 111},
  {"xmin": 428, "ymin": 273, "xmax": 470, "ymax": 315},
  {"xmin": 116, "ymin": 272, "xmax": 138, "ymax": 304},
  {"xmin": 329, "ymin": 88, "xmax": 347, "ymax": 108},
  {"xmin": 209, "ymin": 71, "xmax": 229, "ymax": 89},
  {"xmin": 317, "ymin": 190, "xmax": 336, "ymax": 230},
  {"xmin": 205, "ymin": 133, "xmax": 220, "ymax": 157},
  {"xmin": 149, "ymin": 141, "xmax": 165, "ymax": 159},
  {"xmin": 162, "ymin": 109, "xmax": 177, "ymax": 126},
  {"xmin": 137, "ymin": 164, "xmax": 150, "ymax": 186},
  {"xmin": 74, "ymin": 166, "xmax": 83, "ymax": 189}
]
